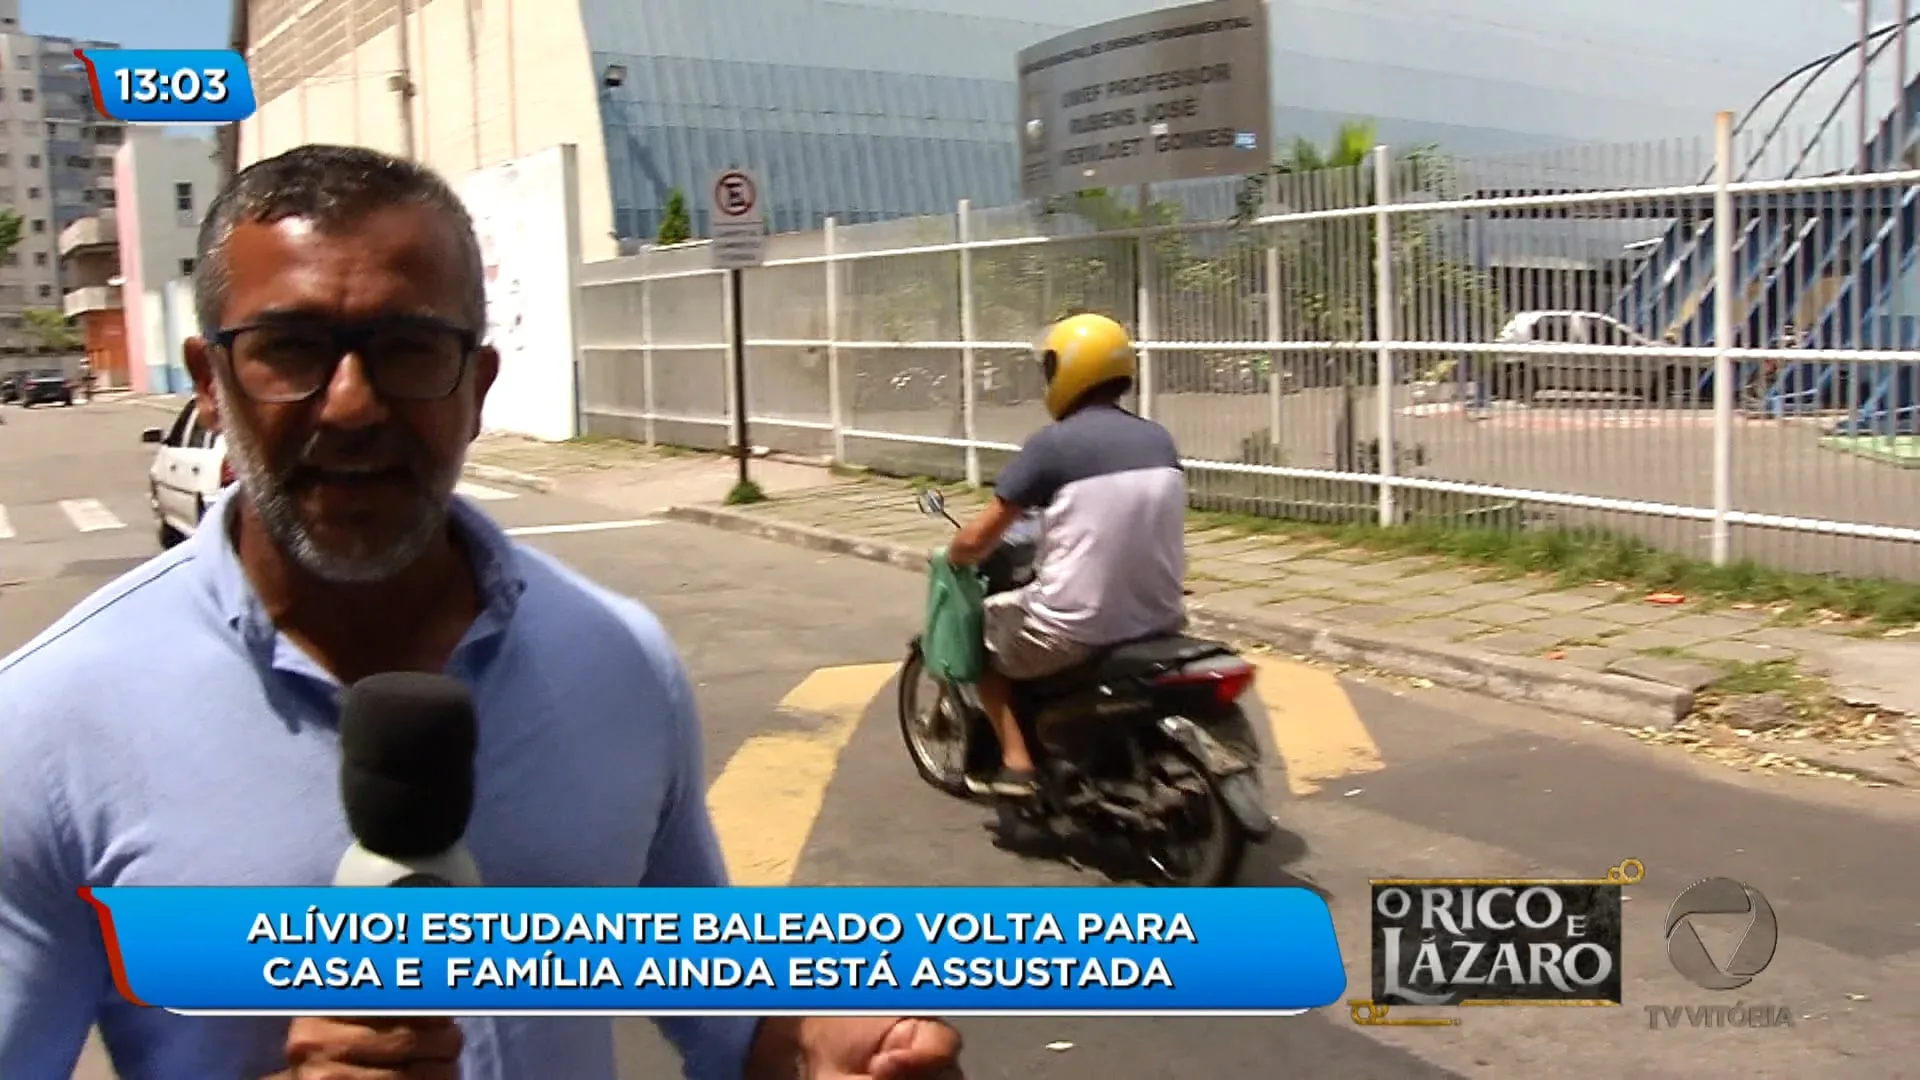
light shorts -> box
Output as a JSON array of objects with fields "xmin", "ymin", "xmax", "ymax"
[{"xmin": 982, "ymin": 593, "xmax": 1096, "ymax": 681}]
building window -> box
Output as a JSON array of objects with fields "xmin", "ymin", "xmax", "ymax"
[
  {"xmin": 36, "ymin": 285, "xmax": 49, "ymax": 298},
  {"xmin": 43, "ymin": 121, "xmax": 54, "ymax": 137},
  {"xmin": 31, "ymin": 219, "xmax": 43, "ymax": 233},
  {"xmin": 27, "ymin": 154, "xmax": 38, "ymax": 167},
  {"xmin": 179, "ymin": 257, "xmax": 195, "ymax": 276},
  {"xmin": 32, "ymin": 252, "xmax": 45, "ymax": 266},
  {"xmin": 20, "ymin": 88, "xmax": 33, "ymax": 102},
  {"xmin": 26, "ymin": 186, "xmax": 37, "ymax": 199},
  {"xmin": 174, "ymin": 181, "xmax": 194, "ymax": 213},
  {"xmin": 0, "ymin": 253, "xmax": 15, "ymax": 266},
  {"xmin": 0, "ymin": 153, "xmax": 9, "ymax": 166}
]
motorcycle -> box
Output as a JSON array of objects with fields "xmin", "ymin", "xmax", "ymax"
[{"xmin": 896, "ymin": 488, "xmax": 1275, "ymax": 887}]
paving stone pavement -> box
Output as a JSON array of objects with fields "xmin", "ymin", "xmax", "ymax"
[{"xmin": 721, "ymin": 475, "xmax": 1920, "ymax": 705}]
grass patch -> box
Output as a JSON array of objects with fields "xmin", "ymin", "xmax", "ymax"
[
  {"xmin": 1708, "ymin": 660, "xmax": 1807, "ymax": 697},
  {"xmin": 1694, "ymin": 660, "xmax": 1853, "ymax": 731},
  {"xmin": 1191, "ymin": 511, "xmax": 1920, "ymax": 626},
  {"xmin": 558, "ymin": 434, "xmax": 1920, "ymax": 627},
  {"xmin": 724, "ymin": 478, "xmax": 767, "ymax": 505},
  {"xmin": 530, "ymin": 433, "xmax": 674, "ymax": 464}
]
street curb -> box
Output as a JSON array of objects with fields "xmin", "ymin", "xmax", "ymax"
[
  {"xmin": 1778, "ymin": 747, "xmax": 1916, "ymax": 787},
  {"xmin": 124, "ymin": 395, "xmax": 187, "ymax": 413},
  {"xmin": 463, "ymin": 462, "xmax": 555, "ymax": 494},
  {"xmin": 659, "ymin": 504, "xmax": 1697, "ymax": 731}
]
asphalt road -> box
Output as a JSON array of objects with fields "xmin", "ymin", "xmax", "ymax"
[{"xmin": 6, "ymin": 400, "xmax": 1918, "ymax": 1078}]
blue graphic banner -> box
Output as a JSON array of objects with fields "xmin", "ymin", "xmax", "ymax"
[
  {"xmin": 82, "ymin": 886, "xmax": 1346, "ymax": 1014},
  {"xmin": 74, "ymin": 49, "xmax": 258, "ymax": 125}
]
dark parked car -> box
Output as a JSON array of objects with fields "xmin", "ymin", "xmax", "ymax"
[
  {"xmin": 0, "ymin": 371, "xmax": 19, "ymax": 404},
  {"xmin": 18, "ymin": 369, "xmax": 73, "ymax": 407}
]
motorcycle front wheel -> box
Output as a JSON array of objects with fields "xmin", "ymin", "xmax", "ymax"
[{"xmin": 897, "ymin": 643, "xmax": 973, "ymax": 799}]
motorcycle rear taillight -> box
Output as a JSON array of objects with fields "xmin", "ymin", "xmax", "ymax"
[{"xmin": 1152, "ymin": 659, "xmax": 1255, "ymax": 708}]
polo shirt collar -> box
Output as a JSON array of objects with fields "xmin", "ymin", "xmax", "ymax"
[{"xmin": 192, "ymin": 484, "xmax": 528, "ymax": 685}]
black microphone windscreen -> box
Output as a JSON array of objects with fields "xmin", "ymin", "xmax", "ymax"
[{"xmin": 338, "ymin": 672, "xmax": 478, "ymax": 859}]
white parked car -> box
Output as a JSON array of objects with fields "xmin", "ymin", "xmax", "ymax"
[
  {"xmin": 141, "ymin": 400, "xmax": 232, "ymax": 547},
  {"xmin": 1489, "ymin": 310, "xmax": 1688, "ymax": 403}
]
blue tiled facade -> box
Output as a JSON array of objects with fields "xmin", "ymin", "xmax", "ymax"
[{"xmin": 580, "ymin": 0, "xmax": 1859, "ymax": 241}]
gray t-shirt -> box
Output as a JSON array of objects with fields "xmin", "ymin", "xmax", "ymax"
[{"xmin": 993, "ymin": 404, "xmax": 1187, "ymax": 646}]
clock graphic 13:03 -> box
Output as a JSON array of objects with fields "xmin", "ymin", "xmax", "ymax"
[{"xmin": 74, "ymin": 49, "xmax": 259, "ymax": 125}]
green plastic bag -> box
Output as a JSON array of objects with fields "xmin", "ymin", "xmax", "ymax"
[{"xmin": 922, "ymin": 547, "xmax": 986, "ymax": 684}]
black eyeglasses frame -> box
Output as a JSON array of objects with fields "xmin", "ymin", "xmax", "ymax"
[{"xmin": 207, "ymin": 314, "xmax": 481, "ymax": 404}]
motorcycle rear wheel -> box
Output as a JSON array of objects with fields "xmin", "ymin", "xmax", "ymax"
[
  {"xmin": 1145, "ymin": 749, "xmax": 1246, "ymax": 887},
  {"xmin": 897, "ymin": 645, "xmax": 973, "ymax": 799}
]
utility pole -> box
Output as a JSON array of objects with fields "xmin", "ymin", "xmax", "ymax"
[
  {"xmin": 1858, "ymin": 0, "xmax": 1871, "ymax": 171},
  {"xmin": 392, "ymin": 0, "xmax": 417, "ymax": 159},
  {"xmin": 1899, "ymin": 0, "xmax": 1911, "ymax": 168}
]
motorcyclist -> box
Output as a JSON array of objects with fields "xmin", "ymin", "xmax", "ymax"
[{"xmin": 944, "ymin": 312, "xmax": 1188, "ymax": 796}]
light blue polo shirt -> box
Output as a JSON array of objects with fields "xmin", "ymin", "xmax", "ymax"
[{"xmin": 0, "ymin": 486, "xmax": 758, "ymax": 1079}]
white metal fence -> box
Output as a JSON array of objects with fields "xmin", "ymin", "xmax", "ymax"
[{"xmin": 576, "ymin": 125, "xmax": 1920, "ymax": 582}]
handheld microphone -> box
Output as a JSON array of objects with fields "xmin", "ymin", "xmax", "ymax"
[{"xmin": 332, "ymin": 672, "xmax": 484, "ymax": 887}]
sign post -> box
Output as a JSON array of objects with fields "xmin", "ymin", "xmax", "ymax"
[{"xmin": 709, "ymin": 168, "xmax": 767, "ymax": 489}]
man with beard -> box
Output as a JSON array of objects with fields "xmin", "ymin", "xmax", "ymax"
[{"xmin": 0, "ymin": 145, "xmax": 963, "ymax": 1080}]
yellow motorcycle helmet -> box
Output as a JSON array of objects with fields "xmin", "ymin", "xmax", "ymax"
[{"xmin": 1038, "ymin": 313, "xmax": 1137, "ymax": 420}]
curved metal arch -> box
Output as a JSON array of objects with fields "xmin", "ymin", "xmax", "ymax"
[{"xmin": 1716, "ymin": 15, "xmax": 1920, "ymax": 181}]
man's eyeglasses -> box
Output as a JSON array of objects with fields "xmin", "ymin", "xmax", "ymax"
[{"xmin": 209, "ymin": 315, "xmax": 480, "ymax": 404}]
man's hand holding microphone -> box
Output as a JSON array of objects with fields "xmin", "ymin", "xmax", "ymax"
[
  {"xmin": 272, "ymin": 675, "xmax": 480, "ymax": 1079},
  {"xmin": 268, "ymin": 674, "xmax": 963, "ymax": 1080},
  {"xmin": 273, "ymin": 1016, "xmax": 463, "ymax": 1079}
]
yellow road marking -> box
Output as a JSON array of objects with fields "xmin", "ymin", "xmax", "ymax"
[
  {"xmin": 705, "ymin": 663, "xmax": 901, "ymax": 886},
  {"xmin": 1249, "ymin": 655, "xmax": 1382, "ymax": 796}
]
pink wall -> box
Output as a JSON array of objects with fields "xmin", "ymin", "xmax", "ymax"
[{"xmin": 113, "ymin": 143, "xmax": 149, "ymax": 393}]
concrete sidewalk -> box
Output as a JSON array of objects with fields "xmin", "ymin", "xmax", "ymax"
[{"xmin": 657, "ymin": 475, "xmax": 1920, "ymax": 769}]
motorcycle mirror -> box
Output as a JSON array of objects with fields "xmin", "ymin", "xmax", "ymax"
[{"xmin": 916, "ymin": 488, "xmax": 946, "ymax": 516}]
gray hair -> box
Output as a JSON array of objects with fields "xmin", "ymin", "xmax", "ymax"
[{"xmin": 193, "ymin": 144, "xmax": 486, "ymax": 338}]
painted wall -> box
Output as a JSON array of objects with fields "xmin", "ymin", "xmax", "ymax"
[
  {"xmin": 78, "ymin": 310, "xmax": 126, "ymax": 392},
  {"xmin": 112, "ymin": 140, "xmax": 146, "ymax": 392},
  {"xmin": 456, "ymin": 144, "xmax": 584, "ymax": 441},
  {"xmin": 113, "ymin": 132, "xmax": 218, "ymax": 394},
  {"xmin": 238, "ymin": 0, "xmax": 618, "ymax": 264},
  {"xmin": 160, "ymin": 279, "xmax": 195, "ymax": 394}
]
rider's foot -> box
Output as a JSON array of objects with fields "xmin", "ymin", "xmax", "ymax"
[{"xmin": 967, "ymin": 766, "xmax": 1038, "ymax": 797}]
